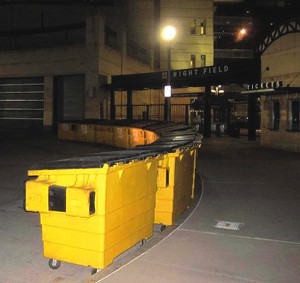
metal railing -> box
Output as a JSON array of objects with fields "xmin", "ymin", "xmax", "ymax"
[{"xmin": 115, "ymin": 104, "xmax": 190, "ymax": 123}]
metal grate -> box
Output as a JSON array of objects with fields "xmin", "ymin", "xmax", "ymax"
[{"xmin": 214, "ymin": 221, "xmax": 244, "ymax": 231}]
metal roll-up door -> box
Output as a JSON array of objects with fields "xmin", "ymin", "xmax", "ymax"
[{"xmin": 0, "ymin": 77, "xmax": 44, "ymax": 129}]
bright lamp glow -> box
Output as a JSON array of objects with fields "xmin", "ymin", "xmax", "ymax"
[
  {"xmin": 164, "ymin": 85, "xmax": 172, "ymax": 97},
  {"xmin": 236, "ymin": 27, "xmax": 247, "ymax": 41},
  {"xmin": 239, "ymin": 28, "xmax": 247, "ymax": 36},
  {"xmin": 162, "ymin": 25, "xmax": 176, "ymax": 41}
]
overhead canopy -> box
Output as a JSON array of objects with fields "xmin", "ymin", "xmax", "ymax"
[{"xmin": 111, "ymin": 60, "xmax": 261, "ymax": 91}]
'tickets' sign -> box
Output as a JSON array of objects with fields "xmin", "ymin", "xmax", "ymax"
[{"xmin": 245, "ymin": 81, "xmax": 283, "ymax": 91}]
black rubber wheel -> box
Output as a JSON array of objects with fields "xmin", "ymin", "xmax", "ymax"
[
  {"xmin": 48, "ymin": 259, "xmax": 61, "ymax": 270},
  {"xmin": 91, "ymin": 268, "xmax": 100, "ymax": 275}
]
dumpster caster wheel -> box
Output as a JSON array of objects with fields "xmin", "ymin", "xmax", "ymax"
[
  {"xmin": 48, "ymin": 259, "xmax": 61, "ymax": 270},
  {"xmin": 140, "ymin": 239, "xmax": 146, "ymax": 246},
  {"xmin": 91, "ymin": 268, "xmax": 101, "ymax": 275}
]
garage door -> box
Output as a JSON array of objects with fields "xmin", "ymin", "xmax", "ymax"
[{"xmin": 0, "ymin": 77, "xmax": 44, "ymax": 129}]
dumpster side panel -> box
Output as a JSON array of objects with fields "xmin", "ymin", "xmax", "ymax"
[
  {"xmin": 94, "ymin": 125, "xmax": 115, "ymax": 146},
  {"xmin": 42, "ymin": 208, "xmax": 153, "ymax": 268},
  {"xmin": 58, "ymin": 123, "xmax": 76, "ymax": 141},
  {"xmin": 172, "ymin": 148, "xmax": 196, "ymax": 222},
  {"xmin": 113, "ymin": 127, "xmax": 130, "ymax": 148},
  {"xmin": 37, "ymin": 158, "xmax": 158, "ymax": 269},
  {"xmin": 145, "ymin": 130, "xmax": 159, "ymax": 144},
  {"xmin": 74, "ymin": 124, "xmax": 94, "ymax": 143},
  {"xmin": 129, "ymin": 128, "xmax": 146, "ymax": 148},
  {"xmin": 154, "ymin": 148, "xmax": 196, "ymax": 225}
]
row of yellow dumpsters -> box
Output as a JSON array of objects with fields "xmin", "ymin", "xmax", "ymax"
[{"xmin": 25, "ymin": 120, "xmax": 202, "ymax": 271}]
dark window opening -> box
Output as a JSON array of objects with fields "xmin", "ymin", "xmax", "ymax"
[
  {"xmin": 190, "ymin": 54, "xmax": 196, "ymax": 68},
  {"xmin": 270, "ymin": 100, "xmax": 280, "ymax": 130},
  {"xmin": 105, "ymin": 25, "xmax": 119, "ymax": 50},
  {"xmin": 200, "ymin": 54, "xmax": 206, "ymax": 67},
  {"xmin": 290, "ymin": 101, "xmax": 300, "ymax": 131},
  {"xmin": 190, "ymin": 19, "xmax": 197, "ymax": 35}
]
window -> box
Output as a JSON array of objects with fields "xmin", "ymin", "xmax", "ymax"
[
  {"xmin": 200, "ymin": 54, "xmax": 206, "ymax": 67},
  {"xmin": 288, "ymin": 100, "xmax": 300, "ymax": 131},
  {"xmin": 190, "ymin": 54, "xmax": 196, "ymax": 68},
  {"xmin": 269, "ymin": 101, "xmax": 280, "ymax": 130},
  {"xmin": 190, "ymin": 19, "xmax": 206, "ymax": 35},
  {"xmin": 104, "ymin": 25, "xmax": 119, "ymax": 50},
  {"xmin": 190, "ymin": 19, "xmax": 196, "ymax": 35},
  {"xmin": 200, "ymin": 20, "xmax": 206, "ymax": 35}
]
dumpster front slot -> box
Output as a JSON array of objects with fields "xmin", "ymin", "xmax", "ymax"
[
  {"xmin": 89, "ymin": 191, "xmax": 95, "ymax": 215},
  {"xmin": 49, "ymin": 186, "xmax": 66, "ymax": 212}
]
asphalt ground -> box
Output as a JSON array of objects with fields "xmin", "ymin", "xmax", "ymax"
[
  {"xmin": 1, "ymin": 131, "xmax": 299, "ymax": 282},
  {"xmin": 0, "ymin": 130, "xmax": 118, "ymax": 283}
]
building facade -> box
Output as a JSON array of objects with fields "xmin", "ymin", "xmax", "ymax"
[
  {"xmin": 260, "ymin": 31, "xmax": 300, "ymax": 152},
  {"xmin": 0, "ymin": 0, "xmax": 214, "ymax": 129}
]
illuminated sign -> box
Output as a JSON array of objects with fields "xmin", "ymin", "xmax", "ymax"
[
  {"xmin": 245, "ymin": 81, "xmax": 283, "ymax": 91},
  {"xmin": 162, "ymin": 65, "xmax": 230, "ymax": 80},
  {"xmin": 164, "ymin": 85, "xmax": 172, "ymax": 97}
]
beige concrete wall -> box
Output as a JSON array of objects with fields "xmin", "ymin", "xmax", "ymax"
[
  {"xmin": 0, "ymin": 1, "xmax": 215, "ymax": 124},
  {"xmin": 0, "ymin": 44, "xmax": 96, "ymax": 124},
  {"xmin": 262, "ymin": 33, "xmax": 300, "ymax": 87},
  {"xmin": 260, "ymin": 94, "xmax": 300, "ymax": 152},
  {"xmin": 0, "ymin": 13, "xmax": 154, "ymax": 122},
  {"xmin": 260, "ymin": 33, "xmax": 300, "ymax": 152},
  {"xmin": 160, "ymin": 0, "xmax": 214, "ymax": 70},
  {"xmin": 126, "ymin": 0, "xmax": 154, "ymax": 57},
  {"xmin": 158, "ymin": 0, "xmax": 213, "ymax": 103}
]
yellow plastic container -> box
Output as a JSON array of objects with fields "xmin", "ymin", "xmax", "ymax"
[
  {"xmin": 94, "ymin": 125, "xmax": 115, "ymax": 146},
  {"xmin": 128, "ymin": 128, "xmax": 146, "ymax": 148},
  {"xmin": 74, "ymin": 124, "xmax": 95, "ymax": 143},
  {"xmin": 113, "ymin": 127, "xmax": 130, "ymax": 148},
  {"xmin": 155, "ymin": 145, "xmax": 199, "ymax": 225},
  {"xmin": 26, "ymin": 157, "xmax": 159, "ymax": 269},
  {"xmin": 58, "ymin": 123, "xmax": 77, "ymax": 141},
  {"xmin": 145, "ymin": 130, "xmax": 159, "ymax": 145}
]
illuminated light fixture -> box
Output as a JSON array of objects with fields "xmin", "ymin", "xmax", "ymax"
[
  {"xmin": 236, "ymin": 27, "xmax": 247, "ymax": 41},
  {"xmin": 211, "ymin": 85, "xmax": 224, "ymax": 95},
  {"xmin": 161, "ymin": 25, "xmax": 176, "ymax": 41},
  {"xmin": 239, "ymin": 28, "xmax": 247, "ymax": 36},
  {"xmin": 164, "ymin": 85, "xmax": 172, "ymax": 97}
]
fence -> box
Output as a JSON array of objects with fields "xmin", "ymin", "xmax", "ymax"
[{"xmin": 115, "ymin": 104, "xmax": 190, "ymax": 123}]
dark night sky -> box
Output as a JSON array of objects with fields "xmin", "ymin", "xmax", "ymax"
[{"xmin": 214, "ymin": 0, "xmax": 299, "ymax": 49}]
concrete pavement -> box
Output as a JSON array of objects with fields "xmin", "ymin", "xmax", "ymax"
[
  {"xmin": 0, "ymin": 131, "xmax": 299, "ymax": 282},
  {"xmin": 91, "ymin": 136, "xmax": 300, "ymax": 283}
]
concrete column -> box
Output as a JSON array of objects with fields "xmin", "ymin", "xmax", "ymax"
[
  {"xmin": 203, "ymin": 85, "xmax": 211, "ymax": 138},
  {"xmin": 248, "ymin": 95, "xmax": 257, "ymax": 141},
  {"xmin": 43, "ymin": 76, "xmax": 53, "ymax": 126},
  {"xmin": 127, "ymin": 90, "xmax": 133, "ymax": 120}
]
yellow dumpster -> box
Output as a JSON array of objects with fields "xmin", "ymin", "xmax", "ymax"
[
  {"xmin": 25, "ymin": 153, "xmax": 159, "ymax": 270},
  {"xmin": 155, "ymin": 145, "xmax": 199, "ymax": 225},
  {"xmin": 74, "ymin": 124, "xmax": 95, "ymax": 143},
  {"xmin": 128, "ymin": 127, "xmax": 146, "ymax": 148},
  {"xmin": 58, "ymin": 123, "xmax": 77, "ymax": 141},
  {"xmin": 145, "ymin": 130, "xmax": 159, "ymax": 145},
  {"xmin": 94, "ymin": 125, "xmax": 115, "ymax": 146},
  {"xmin": 113, "ymin": 127, "xmax": 130, "ymax": 148}
]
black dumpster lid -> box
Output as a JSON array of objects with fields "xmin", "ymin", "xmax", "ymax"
[
  {"xmin": 160, "ymin": 130, "xmax": 196, "ymax": 137},
  {"xmin": 30, "ymin": 149, "xmax": 161, "ymax": 170}
]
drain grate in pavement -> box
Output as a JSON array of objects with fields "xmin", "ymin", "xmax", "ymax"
[{"xmin": 214, "ymin": 221, "xmax": 244, "ymax": 231}]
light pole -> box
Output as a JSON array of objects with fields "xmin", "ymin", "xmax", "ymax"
[{"xmin": 161, "ymin": 25, "xmax": 176, "ymax": 122}]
